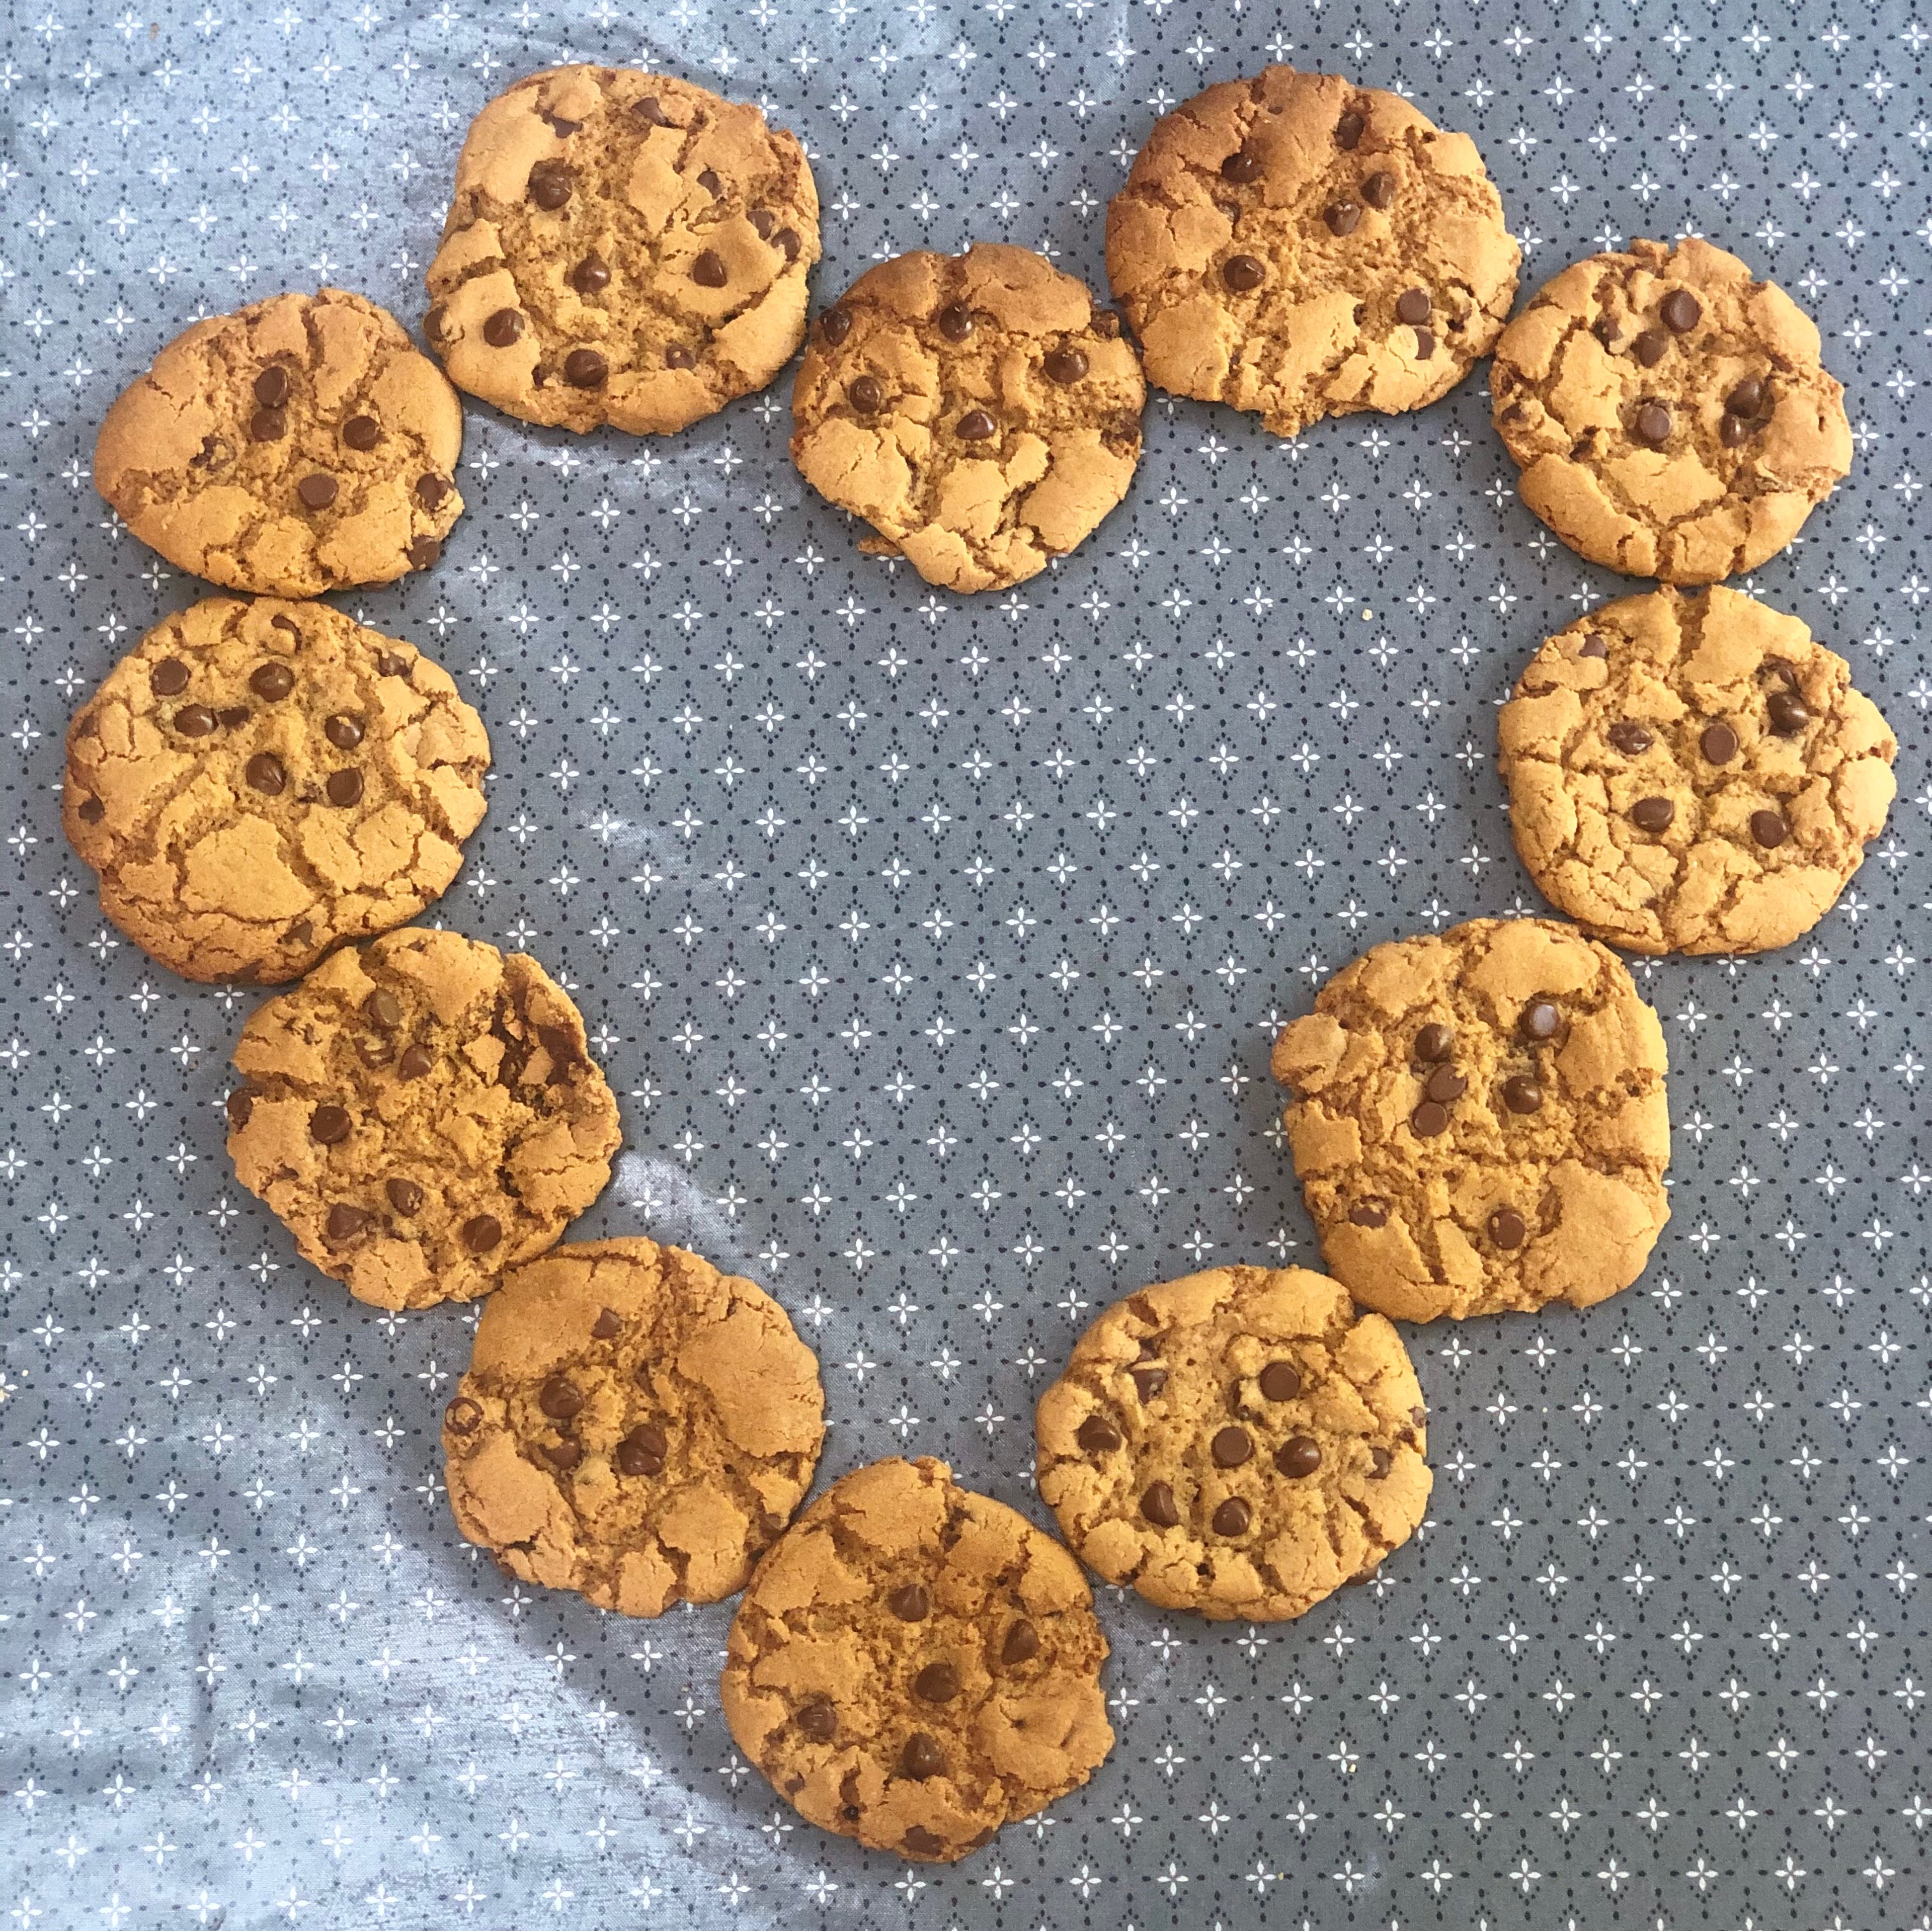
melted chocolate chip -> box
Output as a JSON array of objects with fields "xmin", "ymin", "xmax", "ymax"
[
  {"xmin": 1413, "ymin": 327, "xmax": 1435, "ymax": 360},
  {"xmin": 1579, "ymin": 634, "xmax": 1609, "ymax": 659},
  {"xmin": 1369, "ymin": 1446, "xmax": 1393, "ymax": 1479},
  {"xmin": 416, "ymin": 473, "xmax": 451, "ymax": 511},
  {"xmin": 364, "ymin": 988, "xmax": 403, "ymax": 1031},
  {"xmin": 444, "ymin": 1396, "xmax": 481, "ymax": 1436},
  {"xmin": 1607, "ymin": 720, "xmax": 1653, "ymax": 755},
  {"xmin": 225, "ymin": 1087, "xmax": 256, "ymax": 1130},
  {"xmin": 1348, "ymin": 1203, "xmax": 1387, "ymax": 1228},
  {"xmin": 542, "ymin": 1439, "xmax": 581, "ymax": 1471},
  {"xmin": 888, "ymin": 1582, "xmax": 930, "ymax": 1621},
  {"xmin": 408, "ymin": 538, "xmax": 442, "ymax": 570}
]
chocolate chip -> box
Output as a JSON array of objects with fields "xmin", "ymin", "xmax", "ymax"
[
  {"xmin": 1410, "ymin": 1100, "xmax": 1450, "ymax": 1137},
  {"xmin": 150, "ymin": 658, "xmax": 191, "ymax": 696},
  {"xmin": 1413, "ymin": 328, "xmax": 1435, "ymax": 360},
  {"xmin": 250, "ymin": 408, "xmax": 286, "ymax": 442},
  {"xmin": 1425, "ymin": 1064, "xmax": 1468, "ymax": 1104},
  {"xmin": 321, "ymin": 713, "xmax": 363, "ymax": 751},
  {"xmin": 1632, "ymin": 329, "xmax": 1669, "ymax": 367},
  {"xmin": 1395, "ymin": 287, "xmax": 1431, "ymax": 325},
  {"xmin": 216, "ymin": 706, "xmax": 250, "ymax": 730},
  {"xmin": 170, "ymin": 702, "xmax": 214, "ymax": 740},
  {"xmin": 325, "ymin": 1202, "xmax": 370, "ymax": 1242},
  {"xmin": 76, "ymin": 795, "xmax": 104, "ymax": 822},
  {"xmin": 1322, "ymin": 202, "xmax": 1359, "ymax": 237},
  {"xmin": 1660, "ymin": 288, "xmax": 1702, "ymax": 333},
  {"xmin": 1043, "ymin": 347, "xmax": 1089, "ymax": 385},
  {"xmin": 397, "ymin": 1043, "xmax": 435, "ymax": 1080},
  {"xmin": 746, "ymin": 208, "xmax": 777, "ymax": 241},
  {"xmin": 1767, "ymin": 689, "xmax": 1811, "ymax": 735},
  {"xmin": 697, "ymin": 167, "xmax": 722, "ymax": 196},
  {"xmin": 1633, "ymin": 401, "xmax": 1672, "ymax": 447},
  {"xmin": 544, "ymin": 113, "xmax": 581, "ymax": 138},
  {"xmin": 1489, "ymin": 1207, "xmax": 1527, "ymax": 1249},
  {"xmin": 406, "ymin": 536, "xmax": 442, "ymax": 571},
  {"xmin": 445, "ymin": 1396, "xmax": 481, "ymax": 1436},
  {"xmin": 616, "ymin": 1422, "xmax": 667, "ymax": 1475},
  {"xmin": 536, "ymin": 1375, "xmax": 581, "ymax": 1421},
  {"xmin": 956, "ymin": 409, "xmax": 996, "ymax": 441},
  {"xmin": 297, "ymin": 473, "xmax": 337, "ymax": 510},
  {"xmin": 1209, "ymin": 1495, "xmax": 1253, "ymax": 1537},
  {"xmin": 244, "ymin": 663, "xmax": 293, "ymax": 706},
  {"xmin": 1336, "ymin": 108, "xmax": 1365, "ymax": 148},
  {"xmin": 1211, "ymin": 1425, "xmax": 1252, "ymax": 1468},
  {"xmin": 1002, "ymin": 1620, "xmax": 1039, "ymax": 1664},
  {"xmin": 1579, "ymin": 634, "xmax": 1609, "ymax": 659},
  {"xmin": 571, "ymin": 253, "xmax": 611, "ymax": 294},
  {"xmin": 664, "ymin": 345, "xmax": 696, "ymax": 370},
  {"xmin": 309, "ymin": 1104, "xmax": 351, "ymax": 1144},
  {"xmin": 848, "ymin": 374, "xmax": 884, "ymax": 413},
  {"xmin": 936, "ymin": 301, "xmax": 974, "ymax": 341},
  {"xmin": 359, "ymin": 989, "xmax": 399, "ymax": 1032},
  {"xmin": 1521, "ymin": 1000, "xmax": 1561, "ymax": 1041},
  {"xmin": 1415, "ymin": 1023, "xmax": 1455, "ymax": 1062},
  {"xmin": 1275, "ymin": 1436, "xmax": 1322, "ymax": 1478},
  {"xmin": 1362, "ymin": 170, "xmax": 1396, "ymax": 208},
  {"xmin": 385, "ymin": 1178, "xmax": 423, "ymax": 1215},
  {"xmin": 377, "ymin": 651, "xmax": 410, "ymax": 679},
  {"xmin": 461, "ymin": 1214, "xmax": 502, "ymax": 1253},
  {"xmin": 820, "ymin": 308, "xmax": 853, "ymax": 345},
  {"xmin": 1630, "ymin": 795, "xmax": 1675, "ymax": 833},
  {"xmin": 1077, "ymin": 1414, "xmax": 1122, "ymax": 1454},
  {"xmin": 1503, "ymin": 1075, "xmax": 1544, "ymax": 1115},
  {"xmin": 795, "ymin": 1701, "xmax": 836, "ymax": 1741},
  {"xmin": 1717, "ymin": 412, "xmax": 1751, "ymax": 447},
  {"xmin": 255, "ymin": 366, "xmax": 291, "ymax": 408},
  {"xmin": 888, "ymin": 1583, "xmax": 930, "ymax": 1621},
  {"xmin": 225, "ymin": 1087, "xmax": 256, "ymax": 1130},
  {"xmin": 415, "ymin": 473, "xmax": 451, "ymax": 512},
  {"xmin": 913, "ymin": 1662, "xmax": 959, "ymax": 1703},
  {"xmin": 326, "ymin": 768, "xmax": 363, "ymax": 808},
  {"xmin": 1369, "ymin": 1446, "xmax": 1393, "ymax": 1479},
  {"xmin": 1219, "ymin": 145, "xmax": 1263, "ymax": 183},
  {"xmin": 775, "ymin": 228, "xmax": 802, "ymax": 260},
  {"xmin": 342, "ymin": 414, "xmax": 383, "ymax": 451},
  {"xmin": 692, "ymin": 249, "xmax": 728, "ymax": 288},
  {"xmin": 1258, "ymin": 1361, "xmax": 1301, "ymax": 1402},
  {"xmin": 1130, "ymin": 1365, "xmax": 1167, "ymax": 1400},
  {"xmin": 632, "ymin": 94, "xmax": 667, "ymax": 125},
  {"xmin": 244, "ymin": 752, "xmax": 285, "ymax": 795},
  {"xmin": 1701, "ymin": 720, "xmax": 1740, "ymax": 763},
  {"xmin": 528, "ymin": 159, "xmax": 573, "ymax": 209},
  {"xmin": 483, "ymin": 308, "xmax": 525, "ymax": 348},
  {"xmin": 1591, "ymin": 316, "xmax": 1619, "ymax": 349},
  {"xmin": 1348, "ymin": 1203, "xmax": 1387, "ymax": 1228},
  {"xmin": 591, "ymin": 1306, "xmax": 623, "ymax": 1340},
  {"xmin": 1727, "ymin": 375, "xmax": 1766, "ymax": 416},
  {"xmin": 1607, "ymin": 719, "xmax": 1654, "ymax": 756},
  {"xmin": 900, "ymin": 1734, "xmax": 945, "ymax": 1781},
  {"xmin": 1140, "ymin": 1480, "xmax": 1179, "ymax": 1527},
  {"xmin": 424, "ymin": 304, "xmax": 449, "ymax": 344},
  {"xmin": 1219, "ymin": 253, "xmax": 1265, "ymax": 293},
  {"xmin": 542, "ymin": 1439, "xmax": 580, "ymax": 1471},
  {"xmin": 1750, "ymin": 808, "xmax": 1789, "ymax": 848}
]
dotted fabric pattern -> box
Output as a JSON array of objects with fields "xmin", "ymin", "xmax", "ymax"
[{"xmin": 2, "ymin": 5, "xmax": 1927, "ymax": 1929}]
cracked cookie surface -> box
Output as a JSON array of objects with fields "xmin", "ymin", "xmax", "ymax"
[
  {"xmin": 443, "ymin": 1237, "xmax": 824, "ymax": 1617},
  {"xmin": 1106, "ymin": 65, "xmax": 1518, "ymax": 438},
  {"xmin": 1501, "ymin": 586, "xmax": 1897, "ymax": 955},
  {"xmin": 721, "ymin": 1456, "xmax": 1113, "ymax": 1863},
  {"xmin": 1490, "ymin": 238, "xmax": 1852, "ymax": 581},
  {"xmin": 1036, "ymin": 1267, "xmax": 1430, "ymax": 1622},
  {"xmin": 1271, "ymin": 917, "xmax": 1670, "ymax": 1323},
  {"xmin": 789, "ymin": 243, "xmax": 1145, "ymax": 593},
  {"xmin": 426, "ymin": 64, "xmax": 819, "ymax": 435},
  {"xmin": 63, "ymin": 598, "xmax": 489, "ymax": 984},
  {"xmin": 227, "ymin": 928, "xmax": 621, "ymax": 1309},
  {"xmin": 96, "ymin": 289, "xmax": 464, "ymax": 597}
]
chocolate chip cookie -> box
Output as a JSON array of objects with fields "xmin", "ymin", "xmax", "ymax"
[
  {"xmin": 425, "ymin": 64, "xmax": 819, "ymax": 435},
  {"xmin": 790, "ymin": 243, "xmax": 1145, "ymax": 593},
  {"xmin": 96, "ymin": 289, "xmax": 464, "ymax": 597},
  {"xmin": 1500, "ymin": 586, "xmax": 1898, "ymax": 955},
  {"xmin": 227, "ymin": 929, "xmax": 622, "ymax": 1309},
  {"xmin": 720, "ymin": 1456, "xmax": 1113, "ymax": 1863},
  {"xmin": 1271, "ymin": 917, "xmax": 1671, "ymax": 1323},
  {"xmin": 443, "ymin": 1238, "xmax": 824, "ymax": 1617},
  {"xmin": 1036, "ymin": 1267, "xmax": 1430, "ymax": 1622},
  {"xmin": 1106, "ymin": 66, "xmax": 1518, "ymax": 438},
  {"xmin": 1490, "ymin": 238, "xmax": 1853, "ymax": 581},
  {"xmin": 63, "ymin": 598, "xmax": 490, "ymax": 984}
]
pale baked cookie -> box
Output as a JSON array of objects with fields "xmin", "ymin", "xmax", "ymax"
[
  {"xmin": 721, "ymin": 1456, "xmax": 1113, "ymax": 1863},
  {"xmin": 789, "ymin": 243, "xmax": 1145, "ymax": 593},
  {"xmin": 227, "ymin": 929, "xmax": 622, "ymax": 1309},
  {"xmin": 442, "ymin": 1238, "xmax": 824, "ymax": 1617},
  {"xmin": 1036, "ymin": 1267, "xmax": 1430, "ymax": 1622},
  {"xmin": 1105, "ymin": 66, "xmax": 1518, "ymax": 438},
  {"xmin": 63, "ymin": 598, "xmax": 489, "ymax": 984},
  {"xmin": 1500, "ymin": 587, "xmax": 1897, "ymax": 955},
  {"xmin": 96, "ymin": 289, "xmax": 464, "ymax": 597},
  {"xmin": 1490, "ymin": 238, "xmax": 1853, "ymax": 581},
  {"xmin": 1271, "ymin": 917, "xmax": 1670, "ymax": 1323},
  {"xmin": 425, "ymin": 65, "xmax": 819, "ymax": 435}
]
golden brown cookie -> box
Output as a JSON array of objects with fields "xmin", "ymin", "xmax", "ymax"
[
  {"xmin": 1500, "ymin": 586, "xmax": 1898, "ymax": 954},
  {"xmin": 1271, "ymin": 917, "xmax": 1670, "ymax": 1323},
  {"xmin": 1106, "ymin": 66, "xmax": 1518, "ymax": 438},
  {"xmin": 442, "ymin": 1238, "xmax": 824, "ymax": 1617},
  {"xmin": 1490, "ymin": 238, "xmax": 1852, "ymax": 581},
  {"xmin": 1036, "ymin": 1267, "xmax": 1430, "ymax": 1622},
  {"xmin": 96, "ymin": 289, "xmax": 464, "ymax": 597},
  {"xmin": 720, "ymin": 1456, "xmax": 1113, "ymax": 1863},
  {"xmin": 227, "ymin": 929, "xmax": 621, "ymax": 1309},
  {"xmin": 789, "ymin": 243, "xmax": 1145, "ymax": 593},
  {"xmin": 62, "ymin": 598, "xmax": 489, "ymax": 984},
  {"xmin": 425, "ymin": 64, "xmax": 819, "ymax": 435}
]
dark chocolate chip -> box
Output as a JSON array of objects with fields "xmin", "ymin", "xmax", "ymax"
[
  {"xmin": 956, "ymin": 408, "xmax": 997, "ymax": 440},
  {"xmin": 820, "ymin": 308, "xmax": 853, "ymax": 345},
  {"xmin": 1043, "ymin": 346, "xmax": 1089, "ymax": 384},
  {"xmin": 528, "ymin": 159, "xmax": 574, "ymax": 209},
  {"xmin": 665, "ymin": 345, "xmax": 696, "ymax": 369},
  {"xmin": 416, "ymin": 473, "xmax": 451, "ymax": 511},
  {"xmin": 1726, "ymin": 375, "xmax": 1766, "ymax": 416},
  {"xmin": 775, "ymin": 227, "xmax": 802, "ymax": 261},
  {"xmin": 1348, "ymin": 1203, "xmax": 1387, "ymax": 1228},
  {"xmin": 900, "ymin": 1734, "xmax": 945, "ymax": 1781},
  {"xmin": 538, "ymin": 1375, "xmax": 582, "ymax": 1420},
  {"xmin": 1503, "ymin": 1075, "xmax": 1544, "ymax": 1114},
  {"xmin": 1719, "ymin": 411, "xmax": 1754, "ymax": 447},
  {"xmin": 1258, "ymin": 1361, "xmax": 1301, "ymax": 1402},
  {"xmin": 250, "ymin": 408, "xmax": 286, "ymax": 442},
  {"xmin": 364, "ymin": 988, "xmax": 403, "ymax": 1031},
  {"xmin": 1362, "ymin": 170, "xmax": 1396, "ymax": 208},
  {"xmin": 297, "ymin": 473, "xmax": 338, "ymax": 510},
  {"xmin": 484, "ymin": 308, "xmax": 525, "ymax": 348},
  {"xmin": 324, "ymin": 712, "xmax": 364, "ymax": 750},
  {"xmin": 1077, "ymin": 1414, "xmax": 1122, "ymax": 1454},
  {"xmin": 1750, "ymin": 808, "xmax": 1789, "ymax": 848},
  {"xmin": 1630, "ymin": 795, "xmax": 1675, "ymax": 833},
  {"xmin": 397, "ymin": 1043, "xmax": 435, "ymax": 1080},
  {"xmin": 1002, "ymin": 1620, "xmax": 1039, "ymax": 1664},
  {"xmin": 902, "ymin": 1824, "xmax": 946, "ymax": 1858},
  {"xmin": 249, "ymin": 660, "xmax": 295, "ymax": 701},
  {"xmin": 542, "ymin": 1439, "xmax": 581, "ymax": 1471},
  {"xmin": 1211, "ymin": 1425, "xmax": 1252, "ymax": 1468},
  {"xmin": 1275, "ymin": 1436, "xmax": 1322, "ymax": 1478},
  {"xmin": 1767, "ymin": 689, "xmax": 1811, "ymax": 735},
  {"xmin": 795, "ymin": 1701, "xmax": 836, "ymax": 1741},
  {"xmin": 325, "ymin": 1202, "xmax": 370, "ymax": 1242},
  {"xmin": 544, "ymin": 114, "xmax": 581, "ymax": 139},
  {"xmin": 571, "ymin": 253, "xmax": 611, "ymax": 294},
  {"xmin": 1660, "ymin": 288, "xmax": 1702, "ymax": 333},
  {"xmin": 591, "ymin": 1306, "xmax": 623, "ymax": 1340},
  {"xmin": 697, "ymin": 167, "xmax": 722, "ymax": 196},
  {"xmin": 1223, "ymin": 251, "xmax": 1267, "ymax": 290},
  {"xmin": 1701, "ymin": 720, "xmax": 1740, "ymax": 763},
  {"xmin": 1425, "ymin": 1064, "xmax": 1468, "ymax": 1104},
  {"xmin": 326, "ymin": 768, "xmax": 364, "ymax": 808},
  {"xmin": 245, "ymin": 752, "xmax": 285, "ymax": 795},
  {"xmin": 1395, "ymin": 287, "xmax": 1431, "ymax": 325},
  {"xmin": 1416, "ymin": 1022, "xmax": 1455, "ymax": 1061},
  {"xmin": 1140, "ymin": 1480, "xmax": 1179, "ymax": 1527},
  {"xmin": 225, "ymin": 1087, "xmax": 256, "ymax": 1130},
  {"xmin": 1489, "ymin": 1207, "xmax": 1527, "ymax": 1249},
  {"xmin": 309, "ymin": 1104, "xmax": 352, "ymax": 1144},
  {"xmin": 936, "ymin": 301, "xmax": 975, "ymax": 341},
  {"xmin": 377, "ymin": 651, "xmax": 410, "ymax": 678},
  {"xmin": 1322, "ymin": 202, "xmax": 1359, "ymax": 237},
  {"xmin": 615, "ymin": 1422, "xmax": 667, "ymax": 1475},
  {"xmin": 848, "ymin": 374, "xmax": 884, "ymax": 413},
  {"xmin": 1130, "ymin": 1365, "xmax": 1167, "ymax": 1400},
  {"xmin": 913, "ymin": 1663, "xmax": 959, "ymax": 1703},
  {"xmin": 424, "ymin": 303, "xmax": 448, "ymax": 343},
  {"xmin": 385, "ymin": 1178, "xmax": 423, "ymax": 1215},
  {"xmin": 1607, "ymin": 720, "xmax": 1653, "ymax": 755},
  {"xmin": 407, "ymin": 537, "xmax": 442, "ymax": 570},
  {"xmin": 1411, "ymin": 1100, "xmax": 1450, "ymax": 1137},
  {"xmin": 342, "ymin": 414, "xmax": 382, "ymax": 451},
  {"xmin": 1413, "ymin": 328, "xmax": 1435, "ymax": 360},
  {"xmin": 216, "ymin": 706, "xmax": 250, "ymax": 730},
  {"xmin": 150, "ymin": 658, "xmax": 191, "ymax": 696},
  {"xmin": 1336, "ymin": 109, "xmax": 1365, "ymax": 148},
  {"xmin": 888, "ymin": 1583, "xmax": 930, "ymax": 1621},
  {"xmin": 564, "ymin": 347, "xmax": 609, "ymax": 388},
  {"xmin": 1212, "ymin": 1496, "xmax": 1252, "ymax": 1536},
  {"xmin": 1632, "ymin": 401, "xmax": 1672, "ymax": 446},
  {"xmin": 173, "ymin": 703, "xmax": 219, "ymax": 742},
  {"xmin": 1632, "ymin": 329, "xmax": 1668, "ymax": 367},
  {"xmin": 254, "ymin": 366, "xmax": 290, "ymax": 408},
  {"xmin": 1579, "ymin": 634, "xmax": 1609, "ymax": 658},
  {"xmin": 632, "ymin": 95, "xmax": 667, "ymax": 125},
  {"xmin": 1221, "ymin": 147, "xmax": 1263, "ymax": 183},
  {"xmin": 691, "ymin": 249, "xmax": 728, "ymax": 288},
  {"xmin": 1520, "ymin": 1000, "xmax": 1561, "ymax": 1041},
  {"xmin": 461, "ymin": 1213, "xmax": 502, "ymax": 1253},
  {"xmin": 76, "ymin": 796, "xmax": 104, "ymax": 822}
]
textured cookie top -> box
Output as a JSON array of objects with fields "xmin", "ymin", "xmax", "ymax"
[
  {"xmin": 443, "ymin": 1237, "xmax": 824, "ymax": 1618},
  {"xmin": 96, "ymin": 289, "xmax": 464, "ymax": 598},
  {"xmin": 426, "ymin": 64, "xmax": 820, "ymax": 435},
  {"xmin": 227, "ymin": 929, "xmax": 621, "ymax": 1309},
  {"xmin": 1490, "ymin": 238, "xmax": 1852, "ymax": 582},
  {"xmin": 63, "ymin": 598, "xmax": 489, "ymax": 985},
  {"xmin": 789, "ymin": 243, "xmax": 1145, "ymax": 593},
  {"xmin": 1500, "ymin": 587, "xmax": 1897, "ymax": 956},
  {"xmin": 721, "ymin": 1456, "xmax": 1113, "ymax": 1864},
  {"xmin": 1271, "ymin": 918, "xmax": 1671, "ymax": 1323},
  {"xmin": 1036, "ymin": 1267, "xmax": 1430, "ymax": 1622},
  {"xmin": 1106, "ymin": 66, "xmax": 1518, "ymax": 438}
]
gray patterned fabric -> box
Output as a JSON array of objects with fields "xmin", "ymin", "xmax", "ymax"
[{"xmin": 2, "ymin": 3, "xmax": 1926, "ymax": 1927}]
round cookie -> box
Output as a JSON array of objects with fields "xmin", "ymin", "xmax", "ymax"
[
  {"xmin": 442, "ymin": 1238, "xmax": 825, "ymax": 1617},
  {"xmin": 63, "ymin": 598, "xmax": 490, "ymax": 984},
  {"xmin": 789, "ymin": 243, "xmax": 1145, "ymax": 594},
  {"xmin": 1490, "ymin": 238, "xmax": 1853, "ymax": 582},
  {"xmin": 1036, "ymin": 1267, "xmax": 1431, "ymax": 1623},
  {"xmin": 1105, "ymin": 65, "xmax": 1519, "ymax": 438},
  {"xmin": 1270, "ymin": 917, "xmax": 1670, "ymax": 1323},
  {"xmin": 226, "ymin": 929, "xmax": 622, "ymax": 1309},
  {"xmin": 96, "ymin": 288, "xmax": 464, "ymax": 597},
  {"xmin": 721, "ymin": 1456, "xmax": 1114, "ymax": 1864},
  {"xmin": 425, "ymin": 64, "xmax": 819, "ymax": 435},
  {"xmin": 1500, "ymin": 586, "xmax": 1898, "ymax": 955}
]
